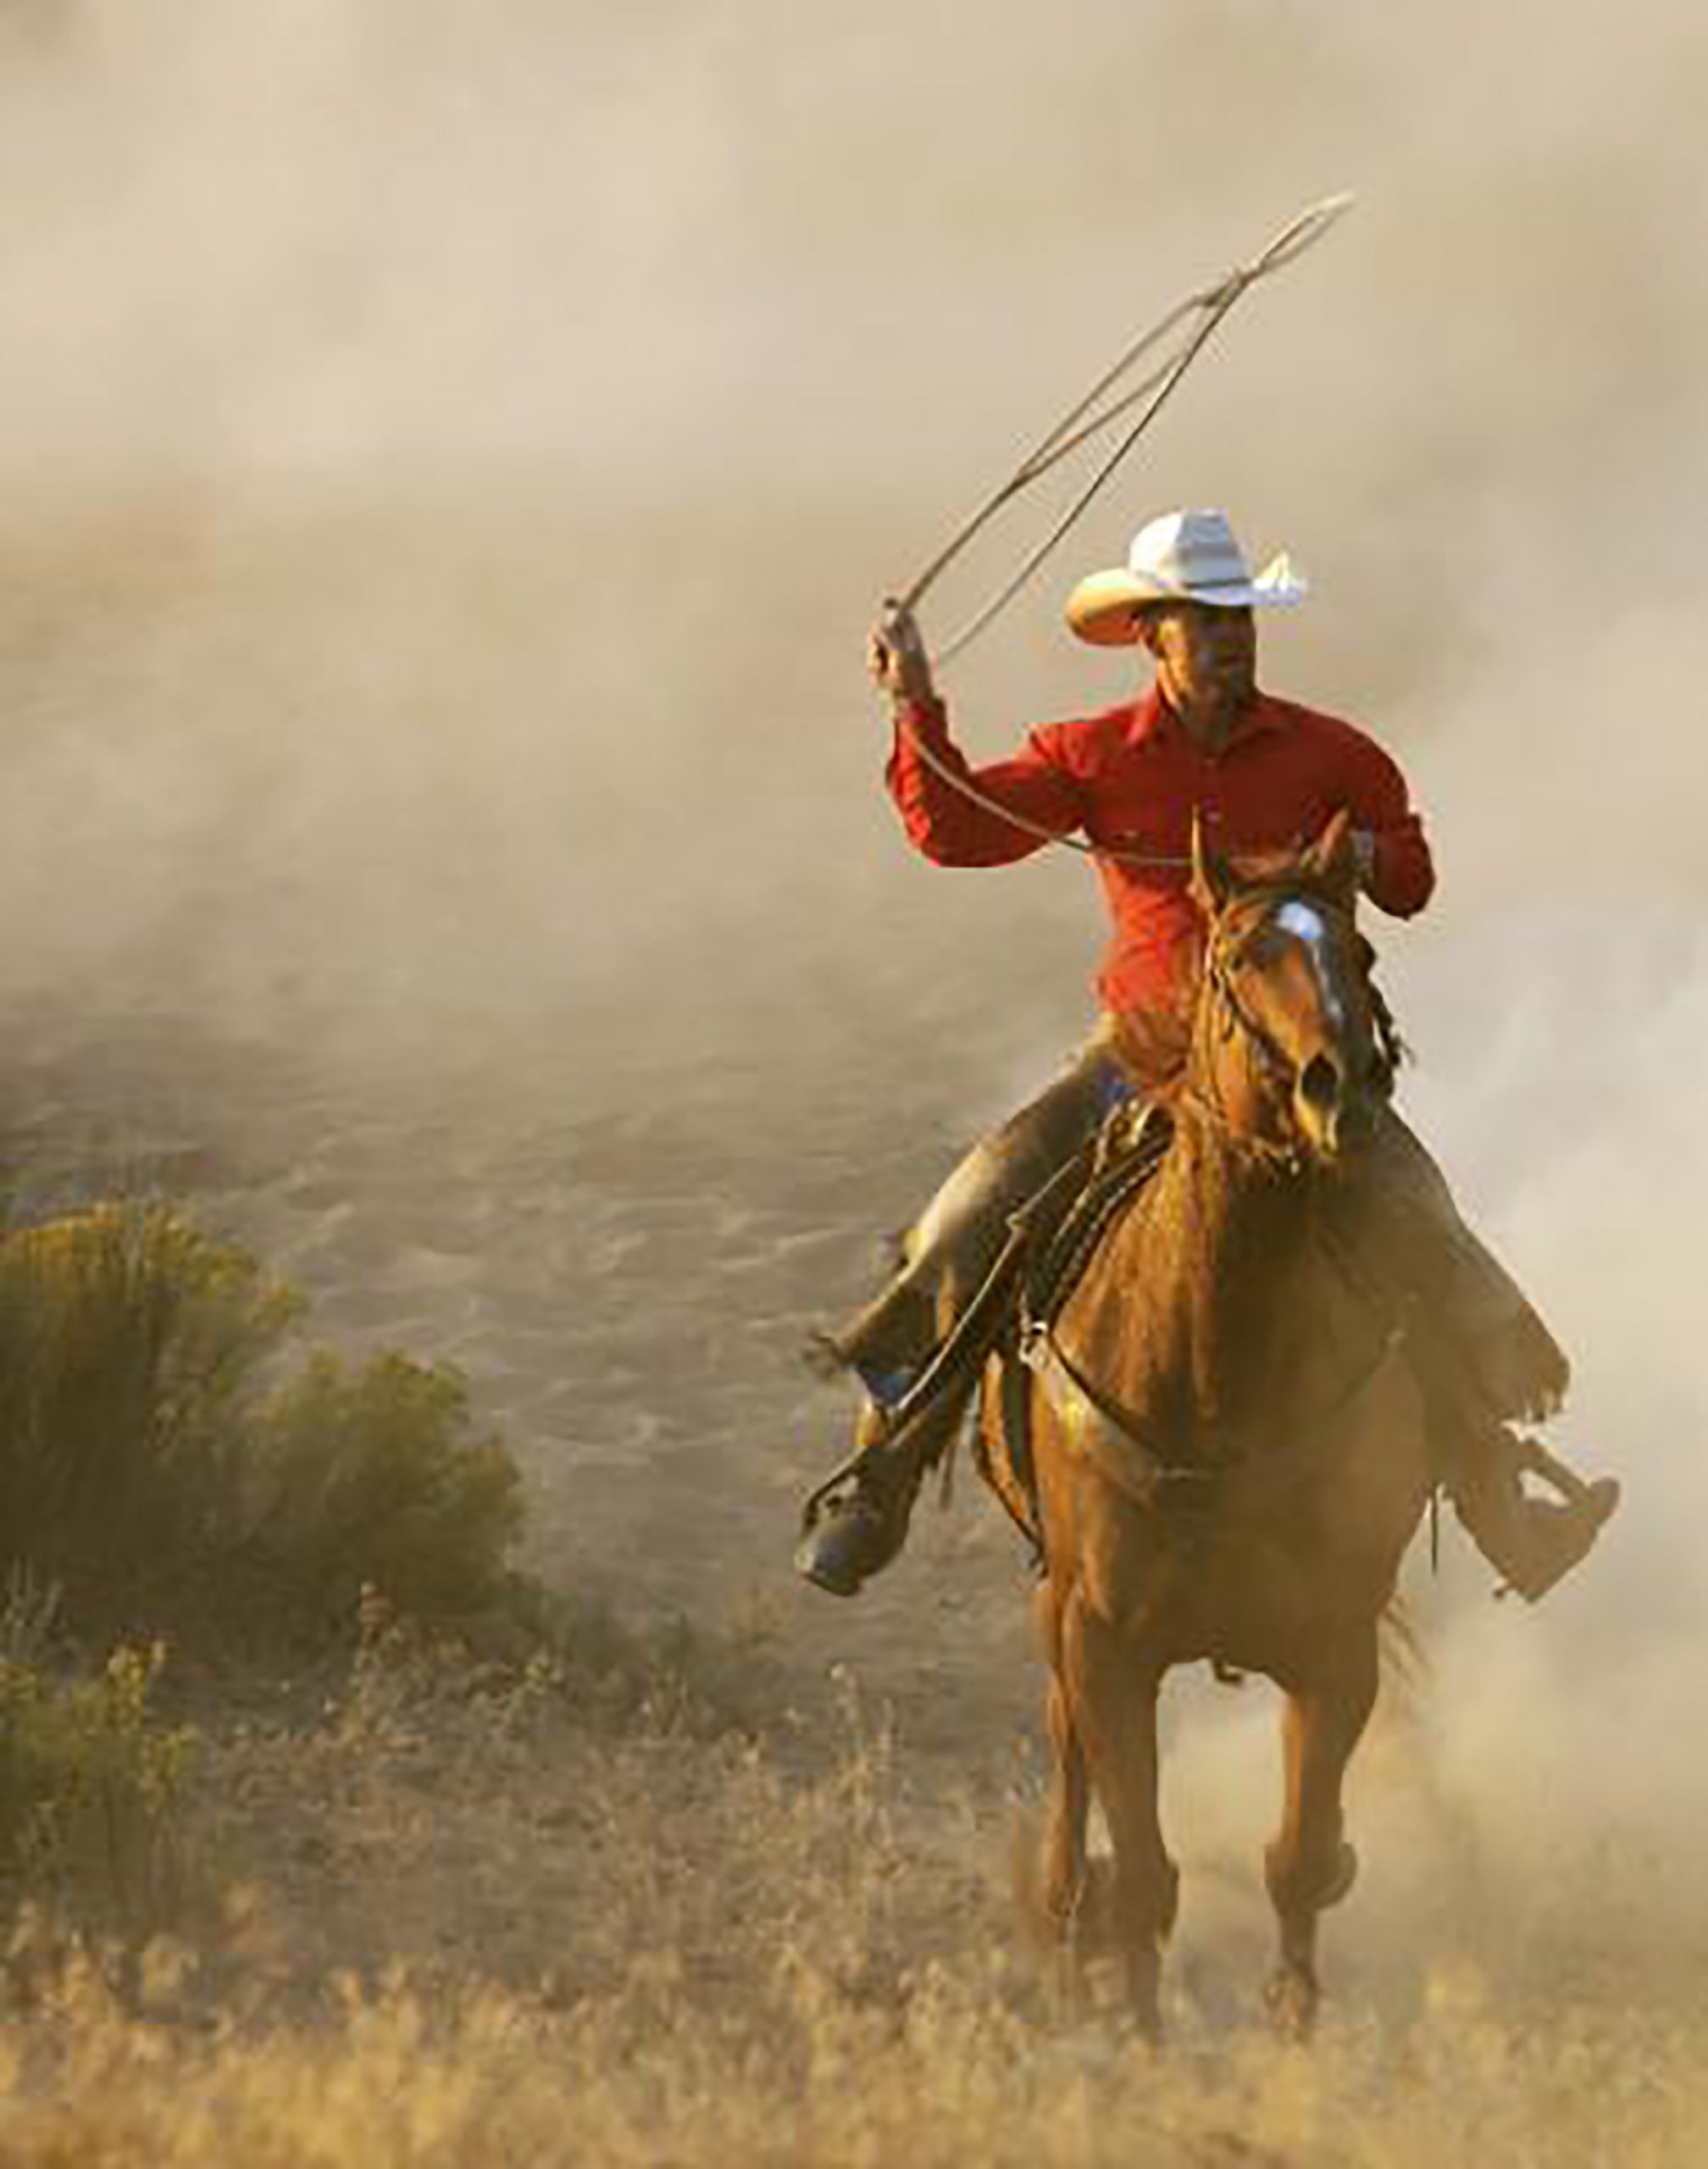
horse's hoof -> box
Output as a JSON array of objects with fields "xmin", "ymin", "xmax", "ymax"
[
  {"xmin": 1265, "ymin": 1964, "xmax": 1319, "ymax": 2042},
  {"xmin": 794, "ymin": 1494, "xmax": 900, "ymax": 1596},
  {"xmin": 1048, "ymin": 1950, "xmax": 1090, "ymax": 2030},
  {"xmin": 1125, "ymin": 1975, "xmax": 1164, "ymax": 2045}
]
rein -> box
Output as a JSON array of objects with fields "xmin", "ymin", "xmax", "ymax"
[
  {"xmin": 1183, "ymin": 882, "xmax": 1404, "ymax": 1160},
  {"xmin": 1021, "ymin": 879, "xmax": 1408, "ymax": 1517},
  {"xmin": 1183, "ymin": 890, "xmax": 1330, "ymax": 1166},
  {"xmin": 1202, "ymin": 914, "xmax": 1299, "ymax": 1089}
]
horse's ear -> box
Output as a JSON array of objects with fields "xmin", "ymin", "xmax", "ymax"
[
  {"xmin": 1190, "ymin": 808, "xmax": 1231, "ymax": 916},
  {"xmin": 1301, "ymin": 806, "xmax": 1357, "ymax": 891}
]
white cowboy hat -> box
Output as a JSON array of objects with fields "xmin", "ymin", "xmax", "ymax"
[{"xmin": 1064, "ymin": 507, "xmax": 1308, "ymax": 647}]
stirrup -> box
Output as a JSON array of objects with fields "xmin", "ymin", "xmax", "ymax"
[
  {"xmin": 1512, "ymin": 1431, "xmax": 1606, "ymax": 1509},
  {"xmin": 1495, "ymin": 1477, "xmax": 1621, "ymax": 1604}
]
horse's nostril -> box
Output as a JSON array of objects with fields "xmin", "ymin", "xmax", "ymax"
[{"xmin": 1298, "ymin": 1053, "xmax": 1342, "ymax": 1114}]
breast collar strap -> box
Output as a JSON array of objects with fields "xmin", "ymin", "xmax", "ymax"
[{"xmin": 1023, "ymin": 1306, "xmax": 1406, "ymax": 1520}]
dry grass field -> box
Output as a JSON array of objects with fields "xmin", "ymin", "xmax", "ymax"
[
  {"xmin": 3, "ymin": 1617, "xmax": 1707, "ymax": 2168},
  {"xmin": 0, "ymin": 1005, "xmax": 1699, "ymax": 2168}
]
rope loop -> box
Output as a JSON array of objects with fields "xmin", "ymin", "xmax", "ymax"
[
  {"xmin": 884, "ymin": 191, "xmax": 1356, "ymax": 868},
  {"xmin": 900, "ymin": 191, "xmax": 1356, "ymax": 669}
]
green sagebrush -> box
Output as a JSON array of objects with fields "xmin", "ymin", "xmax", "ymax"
[
  {"xmin": 0, "ymin": 1642, "xmax": 197, "ymax": 1933},
  {"xmin": 0, "ymin": 1205, "xmax": 522, "ymax": 1646}
]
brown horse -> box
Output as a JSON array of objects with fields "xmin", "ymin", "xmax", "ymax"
[{"xmin": 993, "ymin": 810, "xmax": 1435, "ymax": 2036}]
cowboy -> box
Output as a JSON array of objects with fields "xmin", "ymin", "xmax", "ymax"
[{"xmin": 797, "ymin": 508, "xmax": 1618, "ymax": 1599}]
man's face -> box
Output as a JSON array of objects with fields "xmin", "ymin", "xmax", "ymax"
[{"xmin": 1141, "ymin": 602, "xmax": 1257, "ymax": 719}]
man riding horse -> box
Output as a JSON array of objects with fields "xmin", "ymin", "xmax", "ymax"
[{"xmin": 797, "ymin": 507, "xmax": 1618, "ymax": 1600}]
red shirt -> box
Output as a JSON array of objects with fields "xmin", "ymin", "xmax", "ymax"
[{"xmin": 887, "ymin": 685, "xmax": 1434, "ymax": 1017}]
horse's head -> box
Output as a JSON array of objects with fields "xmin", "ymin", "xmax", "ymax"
[{"xmin": 1187, "ymin": 809, "xmax": 1394, "ymax": 1166}]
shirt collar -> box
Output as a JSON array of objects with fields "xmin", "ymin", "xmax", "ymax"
[{"xmin": 1130, "ymin": 685, "xmax": 1285, "ymax": 751}]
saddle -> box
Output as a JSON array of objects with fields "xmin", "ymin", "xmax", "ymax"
[
  {"xmin": 814, "ymin": 1092, "xmax": 1574, "ymax": 1568},
  {"xmin": 976, "ymin": 1102, "xmax": 1174, "ymax": 1554},
  {"xmin": 800, "ymin": 1097, "xmax": 1170, "ymax": 1547},
  {"xmin": 980, "ymin": 1112, "xmax": 1579, "ymax": 1565}
]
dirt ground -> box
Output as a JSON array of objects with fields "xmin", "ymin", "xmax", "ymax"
[{"xmin": 0, "ymin": 979, "xmax": 1702, "ymax": 2165}]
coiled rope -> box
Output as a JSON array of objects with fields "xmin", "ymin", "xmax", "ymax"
[{"xmin": 884, "ymin": 191, "xmax": 1356, "ymax": 869}]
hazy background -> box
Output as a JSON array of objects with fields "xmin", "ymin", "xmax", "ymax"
[{"xmin": 0, "ymin": 0, "xmax": 1705, "ymax": 1983}]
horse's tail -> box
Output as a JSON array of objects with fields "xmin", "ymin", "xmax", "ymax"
[{"xmin": 1378, "ymin": 1594, "xmax": 1432, "ymax": 1717}]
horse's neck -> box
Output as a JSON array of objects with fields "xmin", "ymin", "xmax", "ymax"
[{"xmin": 1090, "ymin": 1102, "xmax": 1315, "ymax": 1454}]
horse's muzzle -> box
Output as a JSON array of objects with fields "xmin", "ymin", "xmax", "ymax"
[{"xmin": 1293, "ymin": 1052, "xmax": 1375, "ymax": 1163}]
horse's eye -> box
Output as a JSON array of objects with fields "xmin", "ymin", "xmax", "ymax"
[{"xmin": 1233, "ymin": 930, "xmax": 1282, "ymax": 971}]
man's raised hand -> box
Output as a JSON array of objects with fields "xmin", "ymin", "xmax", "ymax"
[{"xmin": 868, "ymin": 601, "xmax": 936, "ymax": 707}]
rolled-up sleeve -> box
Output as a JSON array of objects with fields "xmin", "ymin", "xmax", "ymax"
[
  {"xmin": 885, "ymin": 695, "xmax": 1084, "ymax": 866},
  {"xmin": 1343, "ymin": 736, "xmax": 1435, "ymax": 918}
]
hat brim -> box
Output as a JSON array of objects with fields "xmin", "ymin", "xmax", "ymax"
[{"xmin": 1064, "ymin": 558, "xmax": 1308, "ymax": 646}]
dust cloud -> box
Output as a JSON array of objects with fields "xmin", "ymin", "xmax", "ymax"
[{"xmin": 0, "ymin": 0, "xmax": 1705, "ymax": 2074}]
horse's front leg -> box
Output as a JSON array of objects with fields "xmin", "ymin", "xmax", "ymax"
[
  {"xmin": 1034, "ymin": 1579, "xmax": 1092, "ymax": 2022},
  {"xmin": 1265, "ymin": 1623, "xmax": 1378, "ymax": 2037},
  {"xmin": 1062, "ymin": 1589, "xmax": 1175, "ymax": 2037}
]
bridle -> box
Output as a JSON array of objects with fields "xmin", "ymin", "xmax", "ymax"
[
  {"xmin": 1016, "ymin": 877, "xmax": 1411, "ymax": 1523},
  {"xmin": 1187, "ymin": 884, "xmax": 1400, "ymax": 1159}
]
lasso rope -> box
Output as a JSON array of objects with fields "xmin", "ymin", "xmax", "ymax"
[{"xmin": 884, "ymin": 192, "xmax": 1356, "ymax": 870}]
